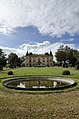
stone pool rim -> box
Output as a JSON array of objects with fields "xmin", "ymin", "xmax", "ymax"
[{"xmin": 2, "ymin": 77, "xmax": 77, "ymax": 90}]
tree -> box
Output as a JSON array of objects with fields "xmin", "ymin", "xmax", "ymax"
[
  {"xmin": 45, "ymin": 52, "xmax": 49, "ymax": 55},
  {"xmin": 17, "ymin": 57, "xmax": 24, "ymax": 67},
  {"xmin": 55, "ymin": 50, "xmax": 66, "ymax": 64},
  {"xmin": 8, "ymin": 53, "xmax": 20, "ymax": 68},
  {"xmin": 66, "ymin": 49, "xmax": 77, "ymax": 66},
  {"xmin": 0, "ymin": 49, "xmax": 7, "ymax": 70},
  {"xmin": 0, "ymin": 49, "xmax": 3, "ymax": 56},
  {"xmin": 55, "ymin": 45, "xmax": 78, "ymax": 67}
]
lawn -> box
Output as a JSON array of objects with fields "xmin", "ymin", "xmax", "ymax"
[
  {"xmin": 0, "ymin": 66, "xmax": 79, "ymax": 79},
  {"xmin": 0, "ymin": 66, "xmax": 79, "ymax": 119}
]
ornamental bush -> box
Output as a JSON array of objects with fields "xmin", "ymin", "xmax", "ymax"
[
  {"xmin": 8, "ymin": 71, "xmax": 13, "ymax": 75},
  {"xmin": 62, "ymin": 70, "xmax": 70, "ymax": 75}
]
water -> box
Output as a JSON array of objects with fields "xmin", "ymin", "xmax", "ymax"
[
  {"xmin": 7, "ymin": 79, "xmax": 68, "ymax": 89},
  {"xmin": 3, "ymin": 77, "xmax": 76, "ymax": 90}
]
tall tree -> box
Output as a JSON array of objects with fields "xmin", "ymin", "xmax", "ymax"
[
  {"xmin": 0, "ymin": 49, "xmax": 3, "ymax": 57},
  {"xmin": 8, "ymin": 53, "xmax": 20, "ymax": 68},
  {"xmin": 55, "ymin": 50, "xmax": 66, "ymax": 63},
  {"xmin": 0, "ymin": 49, "xmax": 6, "ymax": 70},
  {"xmin": 55, "ymin": 45, "xmax": 78, "ymax": 66}
]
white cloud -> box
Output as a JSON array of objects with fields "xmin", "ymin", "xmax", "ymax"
[
  {"xmin": 19, "ymin": 41, "xmax": 75, "ymax": 55},
  {"xmin": 0, "ymin": 41, "xmax": 75, "ymax": 60},
  {"xmin": 0, "ymin": 46, "xmax": 26, "ymax": 57},
  {"xmin": 60, "ymin": 38, "xmax": 74, "ymax": 42},
  {"xmin": 69, "ymin": 38, "xmax": 74, "ymax": 42},
  {"xmin": 0, "ymin": 25, "xmax": 13, "ymax": 35},
  {"xmin": 0, "ymin": 0, "xmax": 79, "ymax": 36}
]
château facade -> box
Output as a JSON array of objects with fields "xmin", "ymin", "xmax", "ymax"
[{"xmin": 25, "ymin": 51, "xmax": 53, "ymax": 67}]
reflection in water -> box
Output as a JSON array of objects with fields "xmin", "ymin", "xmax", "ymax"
[
  {"xmin": 9, "ymin": 80, "xmax": 67, "ymax": 89},
  {"xmin": 53, "ymin": 81, "xmax": 57, "ymax": 87},
  {"xmin": 33, "ymin": 86, "xmax": 46, "ymax": 88},
  {"xmin": 3, "ymin": 77, "xmax": 76, "ymax": 90},
  {"xmin": 17, "ymin": 82, "xmax": 26, "ymax": 88}
]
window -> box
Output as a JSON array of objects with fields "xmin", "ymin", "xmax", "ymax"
[
  {"xmin": 38, "ymin": 58, "xmax": 40, "ymax": 62},
  {"xmin": 33, "ymin": 58, "xmax": 35, "ymax": 62},
  {"xmin": 47, "ymin": 59, "xmax": 49, "ymax": 62},
  {"xmin": 29, "ymin": 59, "xmax": 31, "ymax": 62},
  {"xmin": 43, "ymin": 57, "xmax": 45, "ymax": 62},
  {"xmin": 43, "ymin": 59, "xmax": 45, "ymax": 62}
]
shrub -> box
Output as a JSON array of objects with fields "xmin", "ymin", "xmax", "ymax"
[
  {"xmin": 66, "ymin": 65, "xmax": 68, "ymax": 68},
  {"xmin": 0, "ymin": 65, "xmax": 3, "ymax": 70},
  {"xmin": 62, "ymin": 63, "xmax": 65, "ymax": 68},
  {"xmin": 57, "ymin": 63, "xmax": 62, "ymax": 67},
  {"xmin": 70, "ymin": 63, "xmax": 75, "ymax": 67},
  {"xmin": 76, "ymin": 64, "xmax": 79, "ymax": 70},
  {"xmin": 8, "ymin": 71, "xmax": 13, "ymax": 75},
  {"xmin": 7, "ymin": 64, "xmax": 13, "ymax": 68},
  {"xmin": 62, "ymin": 70, "xmax": 70, "ymax": 75},
  {"xmin": 62, "ymin": 63, "xmax": 68, "ymax": 68}
]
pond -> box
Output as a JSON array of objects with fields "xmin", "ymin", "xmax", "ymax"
[{"xmin": 3, "ymin": 77, "xmax": 76, "ymax": 90}]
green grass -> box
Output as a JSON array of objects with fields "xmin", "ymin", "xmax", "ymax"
[{"xmin": 0, "ymin": 66, "xmax": 79, "ymax": 79}]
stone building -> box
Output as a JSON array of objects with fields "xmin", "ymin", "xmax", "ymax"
[{"xmin": 25, "ymin": 51, "xmax": 53, "ymax": 67}]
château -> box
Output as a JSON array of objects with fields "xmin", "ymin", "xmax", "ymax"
[{"xmin": 25, "ymin": 51, "xmax": 53, "ymax": 67}]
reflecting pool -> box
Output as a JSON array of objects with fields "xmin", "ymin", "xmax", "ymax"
[{"xmin": 3, "ymin": 77, "xmax": 76, "ymax": 90}]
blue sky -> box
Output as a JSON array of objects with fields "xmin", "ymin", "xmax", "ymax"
[
  {"xmin": 0, "ymin": 26, "xmax": 79, "ymax": 48},
  {"xmin": 0, "ymin": 0, "xmax": 79, "ymax": 56}
]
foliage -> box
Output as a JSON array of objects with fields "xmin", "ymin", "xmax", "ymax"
[
  {"xmin": 19, "ymin": 56, "xmax": 26, "ymax": 66},
  {"xmin": 62, "ymin": 70, "xmax": 70, "ymax": 75},
  {"xmin": 62, "ymin": 63, "xmax": 68, "ymax": 68},
  {"xmin": 8, "ymin": 71, "xmax": 13, "ymax": 75},
  {"xmin": 76, "ymin": 64, "xmax": 79, "ymax": 70},
  {"xmin": 55, "ymin": 50, "xmax": 66, "ymax": 63},
  {"xmin": 56, "ymin": 62, "xmax": 62, "ymax": 67},
  {"xmin": 55, "ymin": 45, "xmax": 79, "ymax": 67},
  {"xmin": 8, "ymin": 53, "xmax": 22, "ymax": 68},
  {"xmin": 0, "ymin": 65, "xmax": 3, "ymax": 70},
  {"xmin": 0, "ymin": 49, "xmax": 7, "ymax": 70}
]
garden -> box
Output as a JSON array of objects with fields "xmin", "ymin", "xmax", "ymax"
[{"xmin": 0, "ymin": 67, "xmax": 79, "ymax": 118}]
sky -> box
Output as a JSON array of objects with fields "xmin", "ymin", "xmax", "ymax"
[{"xmin": 0, "ymin": 0, "xmax": 79, "ymax": 57}]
